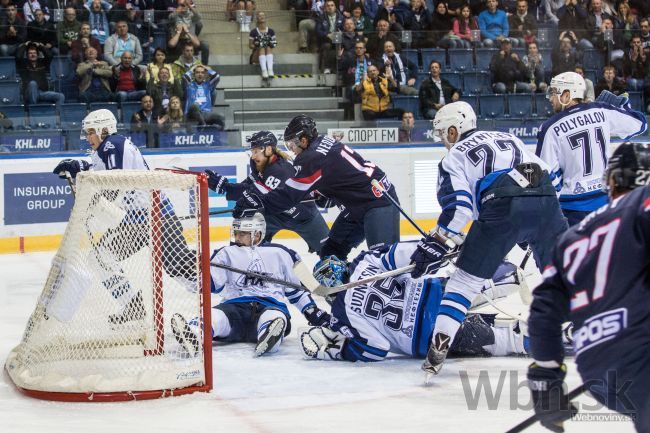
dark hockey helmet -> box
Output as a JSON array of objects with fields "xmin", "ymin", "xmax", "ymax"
[
  {"xmin": 247, "ymin": 130, "xmax": 277, "ymax": 149},
  {"xmin": 604, "ymin": 142, "xmax": 650, "ymax": 192},
  {"xmin": 284, "ymin": 115, "xmax": 318, "ymax": 146}
]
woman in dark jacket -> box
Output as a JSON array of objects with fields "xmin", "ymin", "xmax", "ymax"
[{"xmin": 428, "ymin": 2, "xmax": 460, "ymax": 49}]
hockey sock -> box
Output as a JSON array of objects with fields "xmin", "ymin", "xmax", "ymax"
[
  {"xmin": 256, "ymin": 309, "xmax": 286, "ymax": 354},
  {"xmin": 266, "ymin": 53, "xmax": 274, "ymax": 75},
  {"xmin": 259, "ymin": 54, "xmax": 268, "ymax": 73},
  {"xmin": 211, "ymin": 308, "xmax": 231, "ymax": 338},
  {"xmin": 483, "ymin": 324, "xmax": 528, "ymax": 356},
  {"xmin": 434, "ymin": 269, "xmax": 485, "ymax": 344}
]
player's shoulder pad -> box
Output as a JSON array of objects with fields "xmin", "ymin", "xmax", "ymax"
[
  {"xmin": 258, "ymin": 241, "xmax": 301, "ymax": 263},
  {"xmin": 264, "ymin": 158, "xmax": 293, "ymax": 180}
]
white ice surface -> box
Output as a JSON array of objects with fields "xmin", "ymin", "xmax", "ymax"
[{"xmin": 0, "ymin": 238, "xmax": 635, "ymax": 433}]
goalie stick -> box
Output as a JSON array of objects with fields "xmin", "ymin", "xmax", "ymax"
[{"xmin": 371, "ymin": 179, "xmax": 427, "ymax": 237}]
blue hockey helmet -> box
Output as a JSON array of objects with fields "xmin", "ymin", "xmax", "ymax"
[
  {"xmin": 604, "ymin": 142, "xmax": 650, "ymax": 193},
  {"xmin": 313, "ymin": 256, "xmax": 349, "ymax": 287},
  {"xmin": 247, "ymin": 130, "xmax": 277, "ymax": 149}
]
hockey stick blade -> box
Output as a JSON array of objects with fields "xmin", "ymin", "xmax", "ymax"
[{"xmin": 211, "ymin": 262, "xmax": 308, "ymax": 291}]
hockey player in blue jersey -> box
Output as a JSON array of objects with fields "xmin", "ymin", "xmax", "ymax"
[
  {"xmin": 232, "ymin": 115, "xmax": 400, "ymax": 260},
  {"xmin": 204, "ymin": 130, "xmax": 329, "ymax": 254},
  {"xmin": 51, "ymin": 109, "xmax": 196, "ymax": 325},
  {"xmin": 174, "ymin": 212, "xmax": 331, "ymax": 357},
  {"xmin": 299, "ymin": 244, "xmax": 530, "ymax": 362},
  {"xmin": 536, "ymin": 71, "xmax": 647, "ymax": 226},
  {"xmin": 527, "ymin": 142, "xmax": 650, "ymax": 433},
  {"xmin": 408, "ymin": 101, "xmax": 568, "ymax": 376}
]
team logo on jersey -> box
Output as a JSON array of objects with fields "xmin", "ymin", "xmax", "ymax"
[
  {"xmin": 401, "ymin": 325, "xmax": 413, "ymax": 338},
  {"xmin": 235, "ymin": 259, "xmax": 271, "ymax": 288},
  {"xmin": 573, "ymin": 182, "xmax": 586, "ymax": 194},
  {"xmin": 103, "ymin": 141, "xmax": 115, "ymax": 150},
  {"xmin": 573, "ymin": 308, "xmax": 627, "ymax": 357},
  {"xmin": 294, "ymin": 165, "xmax": 301, "ymax": 175}
]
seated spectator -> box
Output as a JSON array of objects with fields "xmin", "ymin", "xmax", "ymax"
[
  {"xmin": 540, "ymin": 0, "xmax": 564, "ymax": 25},
  {"xmin": 399, "ymin": 110, "xmax": 414, "ymax": 142},
  {"xmin": 0, "ymin": 4, "xmax": 26, "ymax": 56},
  {"xmin": 131, "ymin": 94, "xmax": 158, "ymax": 132},
  {"xmin": 490, "ymin": 39, "xmax": 533, "ymax": 93},
  {"xmin": 171, "ymin": 42, "xmax": 202, "ymax": 83},
  {"xmin": 71, "ymin": 22, "xmax": 103, "ymax": 64},
  {"xmin": 364, "ymin": 0, "xmax": 379, "ymax": 22},
  {"xmin": 616, "ymin": 1, "xmax": 638, "ymax": 45},
  {"xmin": 26, "ymin": 7, "xmax": 56, "ymax": 56},
  {"xmin": 229, "ymin": 0, "xmax": 255, "ymax": 32},
  {"xmin": 339, "ymin": 40, "xmax": 373, "ymax": 103},
  {"xmin": 350, "ymin": 4, "xmax": 373, "ymax": 37},
  {"xmin": 147, "ymin": 65, "xmax": 183, "ymax": 113},
  {"xmin": 429, "ymin": 2, "xmax": 460, "ymax": 49},
  {"xmin": 104, "ymin": 20, "xmax": 143, "ymax": 66},
  {"xmin": 478, "ymin": 0, "xmax": 514, "ymax": 48},
  {"xmin": 297, "ymin": 0, "xmax": 323, "ymax": 53},
  {"xmin": 641, "ymin": 18, "xmax": 650, "ymax": 58},
  {"xmin": 622, "ymin": 35, "xmax": 650, "ymax": 93},
  {"xmin": 168, "ymin": 0, "xmax": 209, "ymax": 64},
  {"xmin": 418, "ymin": 60, "xmax": 461, "ymax": 119},
  {"xmin": 452, "ymin": 4, "xmax": 481, "ymax": 49},
  {"xmin": 249, "ymin": 11, "xmax": 277, "ymax": 78},
  {"xmin": 373, "ymin": 0, "xmax": 403, "ymax": 33},
  {"xmin": 522, "ymin": 42, "xmax": 547, "ymax": 93},
  {"xmin": 112, "ymin": 51, "xmax": 147, "ymax": 102},
  {"xmin": 17, "ymin": 42, "xmax": 64, "ymax": 108},
  {"xmin": 23, "ymin": 0, "xmax": 49, "ymax": 23},
  {"xmin": 146, "ymin": 47, "xmax": 174, "ymax": 84},
  {"xmin": 629, "ymin": 0, "xmax": 649, "ymax": 19},
  {"xmin": 407, "ymin": 0, "xmax": 431, "ymax": 49},
  {"xmin": 288, "ymin": 0, "xmax": 311, "ymax": 30},
  {"xmin": 551, "ymin": 35, "xmax": 578, "ymax": 77},
  {"xmin": 366, "ymin": 19, "xmax": 401, "ymax": 61},
  {"xmin": 574, "ymin": 65, "xmax": 595, "ymax": 102},
  {"xmin": 167, "ymin": 20, "xmax": 205, "ymax": 64},
  {"xmin": 315, "ymin": 0, "xmax": 344, "ymax": 73},
  {"xmin": 508, "ymin": 0, "xmax": 537, "ymax": 46},
  {"xmin": 354, "ymin": 63, "xmax": 402, "ymax": 120},
  {"xmin": 124, "ymin": 3, "xmax": 155, "ymax": 62},
  {"xmin": 557, "ymin": 0, "xmax": 589, "ymax": 49},
  {"xmin": 86, "ymin": 0, "xmax": 113, "ymax": 45},
  {"xmin": 380, "ymin": 40, "xmax": 417, "ymax": 95},
  {"xmin": 594, "ymin": 64, "xmax": 626, "ymax": 97},
  {"xmin": 158, "ymin": 95, "xmax": 186, "ymax": 132},
  {"xmin": 183, "ymin": 65, "xmax": 224, "ymax": 129},
  {"xmin": 57, "ymin": 7, "xmax": 82, "ymax": 56},
  {"xmin": 585, "ymin": 0, "xmax": 614, "ymax": 51},
  {"xmin": 339, "ymin": 18, "xmax": 363, "ymax": 60},
  {"xmin": 77, "ymin": 46, "xmax": 114, "ymax": 103}
]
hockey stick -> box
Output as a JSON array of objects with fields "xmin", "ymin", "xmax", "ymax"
[
  {"xmin": 64, "ymin": 172, "xmax": 76, "ymax": 197},
  {"xmin": 504, "ymin": 383, "xmax": 588, "ymax": 433},
  {"xmin": 371, "ymin": 179, "xmax": 427, "ymax": 237},
  {"xmin": 211, "ymin": 262, "xmax": 306, "ymax": 290}
]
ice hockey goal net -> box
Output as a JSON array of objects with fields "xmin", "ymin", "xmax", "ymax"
[{"xmin": 5, "ymin": 169, "xmax": 212, "ymax": 401}]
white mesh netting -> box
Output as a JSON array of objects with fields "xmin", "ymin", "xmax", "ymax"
[{"xmin": 5, "ymin": 170, "xmax": 210, "ymax": 399}]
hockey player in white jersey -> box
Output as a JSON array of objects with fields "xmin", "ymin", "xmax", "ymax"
[
  {"xmin": 408, "ymin": 101, "xmax": 568, "ymax": 376},
  {"xmin": 175, "ymin": 213, "xmax": 331, "ymax": 357},
  {"xmin": 536, "ymin": 72, "xmax": 647, "ymax": 225},
  {"xmin": 300, "ymin": 243, "xmax": 529, "ymax": 362}
]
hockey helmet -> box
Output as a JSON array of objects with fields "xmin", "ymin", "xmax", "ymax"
[
  {"xmin": 81, "ymin": 108, "xmax": 117, "ymax": 139},
  {"xmin": 284, "ymin": 115, "xmax": 318, "ymax": 149},
  {"xmin": 247, "ymin": 130, "xmax": 278, "ymax": 149},
  {"xmin": 231, "ymin": 212, "xmax": 266, "ymax": 246},
  {"xmin": 313, "ymin": 256, "xmax": 349, "ymax": 287},
  {"xmin": 603, "ymin": 142, "xmax": 650, "ymax": 193},
  {"xmin": 433, "ymin": 101, "xmax": 477, "ymax": 147},
  {"xmin": 547, "ymin": 72, "xmax": 586, "ymax": 102}
]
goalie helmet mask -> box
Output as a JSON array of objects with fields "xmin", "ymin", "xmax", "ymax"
[
  {"xmin": 81, "ymin": 108, "xmax": 118, "ymax": 139},
  {"xmin": 231, "ymin": 212, "xmax": 266, "ymax": 247},
  {"xmin": 603, "ymin": 142, "xmax": 650, "ymax": 194},
  {"xmin": 547, "ymin": 71, "xmax": 586, "ymax": 103},
  {"xmin": 284, "ymin": 115, "xmax": 318, "ymax": 151},
  {"xmin": 313, "ymin": 256, "xmax": 349, "ymax": 288}
]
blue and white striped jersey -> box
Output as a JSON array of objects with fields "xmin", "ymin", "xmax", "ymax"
[
  {"xmin": 436, "ymin": 130, "xmax": 547, "ymax": 234},
  {"xmin": 536, "ymin": 102, "xmax": 646, "ymax": 212},
  {"xmin": 210, "ymin": 242, "xmax": 316, "ymax": 316}
]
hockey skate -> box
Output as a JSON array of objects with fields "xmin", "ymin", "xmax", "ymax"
[
  {"xmin": 254, "ymin": 317, "xmax": 286, "ymax": 356},
  {"xmin": 422, "ymin": 332, "xmax": 451, "ymax": 377},
  {"xmin": 108, "ymin": 291, "xmax": 146, "ymax": 325},
  {"xmin": 171, "ymin": 313, "xmax": 200, "ymax": 357}
]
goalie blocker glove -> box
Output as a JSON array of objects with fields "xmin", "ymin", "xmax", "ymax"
[
  {"xmin": 410, "ymin": 235, "xmax": 450, "ymax": 278},
  {"xmin": 233, "ymin": 190, "xmax": 264, "ymax": 218},
  {"xmin": 53, "ymin": 159, "xmax": 90, "ymax": 179},
  {"xmin": 204, "ymin": 169, "xmax": 229, "ymax": 194},
  {"xmin": 527, "ymin": 362, "xmax": 578, "ymax": 433},
  {"xmin": 300, "ymin": 327, "xmax": 346, "ymax": 360},
  {"xmin": 303, "ymin": 305, "xmax": 331, "ymax": 327}
]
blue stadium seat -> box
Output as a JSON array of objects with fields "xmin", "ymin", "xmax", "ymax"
[
  {"xmin": 581, "ymin": 49, "xmax": 605, "ymax": 72},
  {"xmin": 153, "ymin": 31, "xmax": 167, "ymax": 50},
  {"xmin": 420, "ymin": 48, "xmax": 447, "ymax": 70},
  {"xmin": 50, "ymin": 56, "xmax": 75, "ymax": 81},
  {"xmin": 391, "ymin": 95, "xmax": 420, "ymax": 119},
  {"xmin": 120, "ymin": 101, "xmax": 141, "ymax": 124},
  {"xmin": 89, "ymin": 102, "xmax": 119, "ymax": 121},
  {"xmin": 28, "ymin": 104, "xmax": 58, "ymax": 129},
  {"xmin": 0, "ymin": 56, "xmax": 16, "ymax": 80},
  {"xmin": 440, "ymin": 71, "xmax": 462, "ymax": 90},
  {"xmin": 60, "ymin": 103, "xmax": 87, "ymax": 129},
  {"xmin": 459, "ymin": 94, "xmax": 478, "ymax": 109},
  {"xmin": 538, "ymin": 48, "xmax": 552, "ymax": 73},
  {"xmin": 536, "ymin": 26, "xmax": 558, "ymax": 48},
  {"xmin": 0, "ymin": 80, "xmax": 21, "ymax": 105},
  {"xmin": 0, "ymin": 105, "xmax": 26, "ymax": 129},
  {"xmin": 534, "ymin": 93, "xmax": 554, "ymax": 117},
  {"xmin": 479, "ymin": 94, "xmax": 506, "ymax": 118},
  {"xmin": 401, "ymin": 49, "xmax": 420, "ymax": 71},
  {"xmin": 415, "ymin": 71, "xmax": 429, "ymax": 89},
  {"xmin": 59, "ymin": 80, "xmax": 80, "ymax": 102},
  {"xmin": 584, "ymin": 69, "xmax": 598, "ymax": 84},
  {"xmin": 475, "ymin": 48, "xmax": 497, "ymax": 71},
  {"xmin": 627, "ymin": 91, "xmax": 644, "ymax": 112},
  {"xmin": 462, "ymin": 72, "xmax": 491, "ymax": 94},
  {"xmin": 448, "ymin": 49, "xmax": 473, "ymax": 72},
  {"xmin": 507, "ymin": 94, "xmax": 534, "ymax": 118}
]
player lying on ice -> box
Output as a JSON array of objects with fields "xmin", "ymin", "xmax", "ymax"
[
  {"xmin": 299, "ymin": 241, "xmax": 531, "ymax": 362},
  {"xmin": 173, "ymin": 212, "xmax": 330, "ymax": 357}
]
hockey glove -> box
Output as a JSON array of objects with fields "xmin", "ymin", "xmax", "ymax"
[
  {"xmin": 596, "ymin": 90, "xmax": 629, "ymax": 108},
  {"xmin": 410, "ymin": 235, "xmax": 449, "ymax": 278},
  {"xmin": 53, "ymin": 159, "xmax": 90, "ymax": 179},
  {"xmin": 233, "ymin": 190, "xmax": 264, "ymax": 218},
  {"xmin": 205, "ymin": 169, "xmax": 229, "ymax": 194},
  {"xmin": 300, "ymin": 326, "xmax": 346, "ymax": 360},
  {"xmin": 527, "ymin": 363, "xmax": 577, "ymax": 433},
  {"xmin": 314, "ymin": 192, "xmax": 336, "ymax": 209},
  {"xmin": 303, "ymin": 305, "xmax": 332, "ymax": 327}
]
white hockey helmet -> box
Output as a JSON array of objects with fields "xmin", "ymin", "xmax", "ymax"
[
  {"xmin": 231, "ymin": 212, "xmax": 266, "ymax": 246},
  {"xmin": 81, "ymin": 108, "xmax": 118, "ymax": 139},
  {"xmin": 432, "ymin": 101, "xmax": 477, "ymax": 146},
  {"xmin": 548, "ymin": 72, "xmax": 586, "ymax": 101}
]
